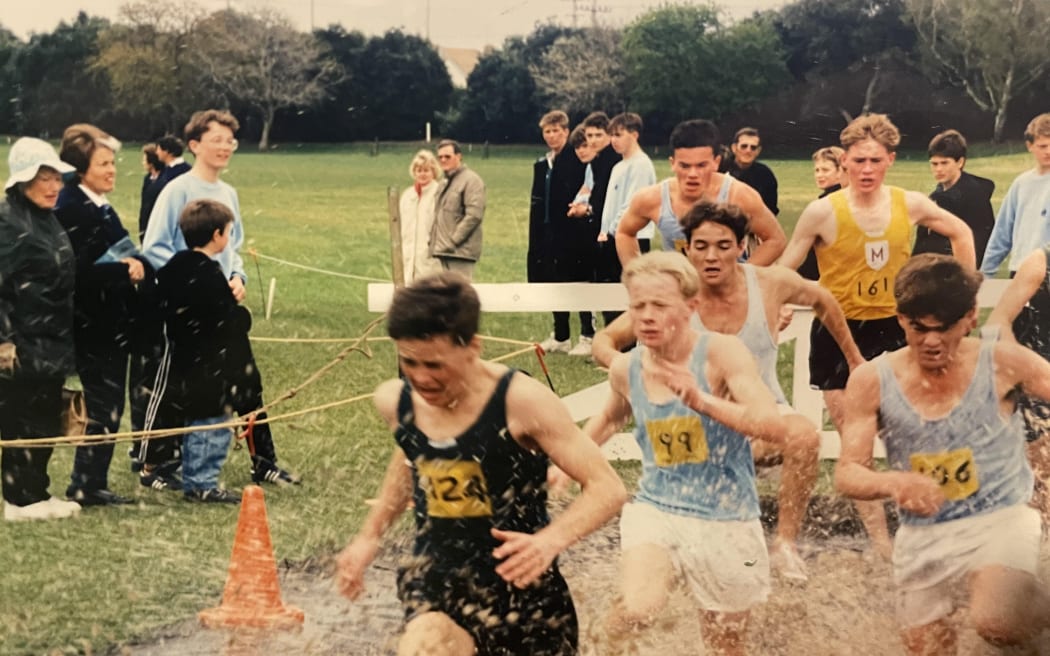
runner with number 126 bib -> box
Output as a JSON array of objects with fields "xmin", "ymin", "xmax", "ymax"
[{"xmin": 779, "ymin": 114, "xmax": 975, "ymax": 560}]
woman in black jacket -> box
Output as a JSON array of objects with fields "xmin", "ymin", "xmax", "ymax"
[
  {"xmin": 55, "ymin": 124, "xmax": 148, "ymax": 507},
  {"xmin": 0, "ymin": 137, "xmax": 82, "ymax": 521}
]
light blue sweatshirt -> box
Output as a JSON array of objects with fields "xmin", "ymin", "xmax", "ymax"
[
  {"xmin": 600, "ymin": 151, "xmax": 657, "ymax": 237},
  {"xmin": 142, "ymin": 172, "xmax": 246, "ymax": 282},
  {"xmin": 980, "ymin": 168, "xmax": 1050, "ymax": 276}
]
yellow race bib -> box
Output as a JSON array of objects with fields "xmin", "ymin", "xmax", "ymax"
[
  {"xmin": 416, "ymin": 458, "xmax": 494, "ymax": 519},
  {"xmin": 646, "ymin": 416, "xmax": 708, "ymax": 467},
  {"xmin": 909, "ymin": 447, "xmax": 979, "ymax": 502}
]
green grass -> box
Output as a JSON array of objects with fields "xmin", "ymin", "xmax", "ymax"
[{"xmin": 0, "ymin": 141, "xmax": 1034, "ymax": 654}]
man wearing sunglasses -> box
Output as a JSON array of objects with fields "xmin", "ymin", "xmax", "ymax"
[{"xmin": 725, "ymin": 127, "xmax": 778, "ymax": 217}]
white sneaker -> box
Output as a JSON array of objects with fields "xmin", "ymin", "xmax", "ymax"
[
  {"xmin": 770, "ymin": 541, "xmax": 808, "ymax": 582},
  {"xmin": 538, "ymin": 334, "xmax": 572, "ymax": 354},
  {"xmin": 568, "ymin": 336, "xmax": 593, "ymax": 357},
  {"xmin": 4, "ymin": 498, "xmax": 79, "ymax": 521},
  {"xmin": 47, "ymin": 497, "xmax": 82, "ymax": 517}
]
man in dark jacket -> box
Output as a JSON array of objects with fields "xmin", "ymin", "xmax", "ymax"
[
  {"xmin": 913, "ymin": 129, "xmax": 995, "ymax": 262},
  {"xmin": 724, "ymin": 127, "xmax": 779, "ymax": 216},
  {"xmin": 528, "ymin": 110, "xmax": 591, "ymax": 354}
]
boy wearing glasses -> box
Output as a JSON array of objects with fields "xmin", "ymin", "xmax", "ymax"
[
  {"xmin": 836, "ymin": 254, "xmax": 1050, "ymax": 653},
  {"xmin": 140, "ymin": 109, "xmax": 300, "ymax": 490}
]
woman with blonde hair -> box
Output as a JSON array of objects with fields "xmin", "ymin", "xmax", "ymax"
[
  {"xmin": 797, "ymin": 146, "xmax": 848, "ymax": 281},
  {"xmin": 398, "ymin": 150, "xmax": 443, "ymax": 283}
]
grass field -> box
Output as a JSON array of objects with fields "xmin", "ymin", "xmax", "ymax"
[{"xmin": 0, "ymin": 139, "xmax": 1034, "ymax": 655}]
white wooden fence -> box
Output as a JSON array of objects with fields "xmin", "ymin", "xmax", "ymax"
[{"xmin": 368, "ymin": 279, "xmax": 1009, "ymax": 460}]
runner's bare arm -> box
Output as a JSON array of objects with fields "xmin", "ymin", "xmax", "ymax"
[
  {"xmin": 614, "ymin": 186, "xmax": 659, "ymax": 267},
  {"xmin": 737, "ymin": 188, "xmax": 786, "ymax": 265},
  {"xmin": 908, "ymin": 192, "xmax": 976, "ymax": 269},
  {"xmin": 778, "ymin": 198, "xmax": 828, "ymax": 270},
  {"xmin": 592, "ymin": 312, "xmax": 635, "ymax": 368},
  {"xmin": 650, "ymin": 334, "xmax": 785, "ymax": 443},
  {"xmin": 582, "ymin": 354, "xmax": 634, "ymax": 445},
  {"xmin": 834, "ymin": 362, "xmax": 943, "ymax": 514},
  {"xmin": 986, "ymin": 249, "xmax": 1047, "ymax": 333},
  {"xmin": 995, "ymin": 340, "xmax": 1050, "ymax": 407},
  {"xmin": 773, "ymin": 266, "xmax": 864, "ymax": 370},
  {"xmin": 336, "ymin": 446, "xmax": 414, "ymax": 600},
  {"xmin": 494, "ymin": 374, "xmax": 627, "ymax": 587}
]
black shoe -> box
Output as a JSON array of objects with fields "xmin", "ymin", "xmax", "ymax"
[
  {"xmin": 67, "ymin": 488, "xmax": 134, "ymax": 507},
  {"xmin": 128, "ymin": 447, "xmax": 144, "ymax": 473},
  {"xmin": 139, "ymin": 469, "xmax": 182, "ymax": 491},
  {"xmin": 251, "ymin": 460, "xmax": 302, "ymax": 485},
  {"xmin": 184, "ymin": 488, "xmax": 241, "ymax": 504}
]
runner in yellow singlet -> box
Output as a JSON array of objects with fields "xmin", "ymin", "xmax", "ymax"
[{"xmin": 779, "ymin": 113, "xmax": 976, "ymax": 560}]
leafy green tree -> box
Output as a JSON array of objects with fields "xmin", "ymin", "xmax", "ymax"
[
  {"xmin": 190, "ymin": 8, "xmax": 342, "ymax": 150},
  {"xmin": 92, "ymin": 2, "xmax": 208, "ymax": 135},
  {"xmin": 280, "ymin": 25, "xmax": 368, "ymax": 141},
  {"xmin": 13, "ymin": 12, "xmax": 112, "ymax": 137},
  {"xmin": 622, "ymin": 5, "xmax": 787, "ymax": 126},
  {"xmin": 905, "ymin": 0, "xmax": 1050, "ymax": 142},
  {"xmin": 772, "ymin": 0, "xmax": 916, "ymax": 118},
  {"xmin": 339, "ymin": 30, "xmax": 453, "ymax": 141},
  {"xmin": 531, "ymin": 27, "xmax": 628, "ymax": 116},
  {"xmin": 453, "ymin": 24, "xmax": 580, "ymax": 143},
  {"xmin": 0, "ymin": 26, "xmax": 24, "ymax": 134}
]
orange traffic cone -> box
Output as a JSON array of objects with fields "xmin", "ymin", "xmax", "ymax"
[{"xmin": 199, "ymin": 485, "xmax": 305, "ymax": 630}]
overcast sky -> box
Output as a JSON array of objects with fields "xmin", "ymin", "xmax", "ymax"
[{"xmin": 4, "ymin": 0, "xmax": 788, "ymax": 50}]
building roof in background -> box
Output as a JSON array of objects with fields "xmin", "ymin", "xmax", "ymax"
[{"xmin": 438, "ymin": 46, "xmax": 481, "ymax": 88}]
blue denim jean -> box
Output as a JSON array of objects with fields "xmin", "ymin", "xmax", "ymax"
[{"xmin": 181, "ymin": 415, "xmax": 232, "ymax": 493}]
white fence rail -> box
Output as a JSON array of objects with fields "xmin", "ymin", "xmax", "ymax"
[{"xmin": 368, "ymin": 279, "xmax": 1010, "ymax": 460}]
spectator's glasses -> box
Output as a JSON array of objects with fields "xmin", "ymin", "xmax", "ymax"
[
  {"xmin": 203, "ymin": 137, "xmax": 239, "ymax": 151},
  {"xmin": 737, "ymin": 144, "xmax": 760, "ymax": 151}
]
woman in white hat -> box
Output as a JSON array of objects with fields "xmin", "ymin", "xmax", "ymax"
[{"xmin": 0, "ymin": 137, "xmax": 83, "ymax": 521}]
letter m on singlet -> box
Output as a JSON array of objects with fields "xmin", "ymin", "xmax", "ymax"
[{"xmin": 865, "ymin": 240, "xmax": 889, "ymax": 271}]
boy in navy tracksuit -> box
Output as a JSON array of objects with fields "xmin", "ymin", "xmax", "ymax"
[{"xmin": 155, "ymin": 199, "xmax": 259, "ymax": 503}]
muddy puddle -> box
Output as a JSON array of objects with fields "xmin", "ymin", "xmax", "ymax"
[{"xmin": 122, "ymin": 497, "xmax": 1050, "ymax": 655}]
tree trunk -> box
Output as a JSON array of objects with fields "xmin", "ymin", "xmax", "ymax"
[
  {"xmin": 992, "ymin": 67, "xmax": 1014, "ymax": 143},
  {"xmin": 993, "ymin": 104, "xmax": 1010, "ymax": 143},
  {"xmin": 861, "ymin": 61, "xmax": 881, "ymax": 115},
  {"xmin": 259, "ymin": 108, "xmax": 274, "ymax": 151}
]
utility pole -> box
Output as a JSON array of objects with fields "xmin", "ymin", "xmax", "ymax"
[
  {"xmin": 562, "ymin": 0, "xmax": 579, "ymax": 28},
  {"xmin": 589, "ymin": 0, "xmax": 610, "ymax": 28}
]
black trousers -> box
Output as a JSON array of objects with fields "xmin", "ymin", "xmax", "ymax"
[
  {"xmin": 549, "ymin": 249, "xmax": 597, "ymax": 342},
  {"xmin": 135, "ymin": 350, "xmax": 279, "ymax": 468},
  {"xmin": 594, "ymin": 236, "xmax": 649, "ymax": 327},
  {"xmin": 0, "ymin": 376, "xmax": 63, "ymax": 506},
  {"xmin": 68, "ymin": 344, "xmax": 128, "ymax": 493}
]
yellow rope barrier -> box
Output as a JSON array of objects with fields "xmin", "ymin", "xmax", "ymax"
[
  {"xmin": 1, "ymin": 315, "xmax": 541, "ymax": 449},
  {"xmin": 250, "ymin": 333, "xmax": 535, "ymax": 348},
  {"xmin": 1, "ymin": 393, "xmax": 377, "ymax": 449}
]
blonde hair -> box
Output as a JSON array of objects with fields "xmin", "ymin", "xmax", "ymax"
[
  {"xmin": 840, "ymin": 114, "xmax": 900, "ymax": 152},
  {"xmin": 1024, "ymin": 113, "xmax": 1050, "ymax": 142},
  {"xmin": 408, "ymin": 149, "xmax": 440, "ymax": 179},
  {"xmin": 622, "ymin": 251, "xmax": 699, "ymax": 299},
  {"xmin": 539, "ymin": 110, "xmax": 569, "ymax": 129},
  {"xmin": 811, "ymin": 146, "xmax": 844, "ymax": 168}
]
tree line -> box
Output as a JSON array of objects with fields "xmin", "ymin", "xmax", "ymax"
[{"xmin": 1, "ymin": 0, "xmax": 1047, "ymax": 150}]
